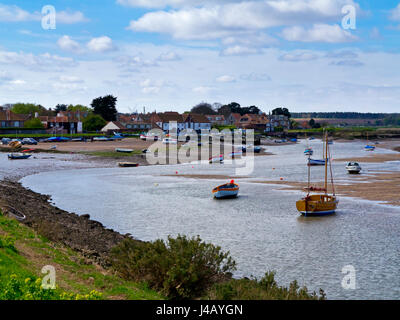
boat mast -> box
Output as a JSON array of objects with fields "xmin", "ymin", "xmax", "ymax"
[{"xmin": 324, "ymin": 131, "xmax": 328, "ymax": 194}]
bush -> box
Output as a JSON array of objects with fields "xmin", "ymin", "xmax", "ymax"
[
  {"xmin": 24, "ymin": 118, "xmax": 44, "ymax": 129},
  {"xmin": 206, "ymin": 271, "xmax": 326, "ymax": 300},
  {"xmin": 0, "ymin": 274, "xmax": 102, "ymax": 300},
  {"xmin": 0, "ymin": 236, "xmax": 17, "ymax": 253},
  {"xmin": 83, "ymin": 114, "xmax": 106, "ymax": 132},
  {"xmin": 110, "ymin": 235, "xmax": 236, "ymax": 299}
]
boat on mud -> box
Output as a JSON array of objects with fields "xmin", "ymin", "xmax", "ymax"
[
  {"xmin": 118, "ymin": 162, "xmax": 139, "ymax": 167},
  {"xmin": 296, "ymin": 131, "xmax": 338, "ymax": 217},
  {"xmin": 209, "ymin": 155, "xmax": 224, "ymax": 164},
  {"xmin": 212, "ymin": 180, "xmax": 239, "ymax": 199},
  {"xmin": 8, "ymin": 153, "xmax": 32, "ymax": 160},
  {"xmin": 115, "ymin": 148, "xmax": 133, "ymax": 153}
]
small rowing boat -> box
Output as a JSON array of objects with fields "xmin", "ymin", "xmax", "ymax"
[
  {"xmin": 304, "ymin": 148, "xmax": 313, "ymax": 156},
  {"xmin": 8, "ymin": 153, "xmax": 32, "ymax": 160},
  {"xmin": 308, "ymin": 158, "xmax": 327, "ymax": 166},
  {"xmin": 118, "ymin": 162, "xmax": 139, "ymax": 167},
  {"xmin": 209, "ymin": 155, "xmax": 224, "ymax": 164},
  {"xmin": 115, "ymin": 148, "xmax": 133, "ymax": 153},
  {"xmin": 212, "ymin": 180, "xmax": 239, "ymax": 199}
]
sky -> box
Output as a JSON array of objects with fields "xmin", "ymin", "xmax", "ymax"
[{"xmin": 0, "ymin": 0, "xmax": 400, "ymax": 113}]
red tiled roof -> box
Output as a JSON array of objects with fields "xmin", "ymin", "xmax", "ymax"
[{"xmin": 0, "ymin": 110, "xmax": 29, "ymax": 121}]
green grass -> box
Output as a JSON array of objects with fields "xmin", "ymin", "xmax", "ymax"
[
  {"xmin": 0, "ymin": 212, "xmax": 163, "ymax": 300},
  {"xmin": 81, "ymin": 150, "xmax": 142, "ymax": 158}
]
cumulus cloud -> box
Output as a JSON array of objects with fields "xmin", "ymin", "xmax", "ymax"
[
  {"xmin": 117, "ymin": 0, "xmax": 240, "ymax": 9},
  {"xmin": 216, "ymin": 75, "xmax": 236, "ymax": 83},
  {"xmin": 0, "ymin": 4, "xmax": 39, "ymax": 22},
  {"xmin": 281, "ymin": 24, "xmax": 358, "ymax": 43},
  {"xmin": 58, "ymin": 75, "xmax": 84, "ymax": 83},
  {"xmin": 139, "ymin": 78, "xmax": 166, "ymax": 94},
  {"xmin": 127, "ymin": 0, "xmax": 359, "ymax": 40},
  {"xmin": 0, "ymin": 4, "xmax": 87, "ymax": 24},
  {"xmin": 192, "ymin": 86, "xmax": 215, "ymax": 94},
  {"xmin": 57, "ymin": 36, "xmax": 81, "ymax": 53},
  {"xmin": 0, "ymin": 50, "xmax": 77, "ymax": 70},
  {"xmin": 115, "ymin": 55, "xmax": 157, "ymax": 71},
  {"xmin": 240, "ymin": 73, "xmax": 271, "ymax": 81},
  {"xmin": 221, "ymin": 45, "xmax": 261, "ymax": 56},
  {"xmin": 279, "ymin": 50, "xmax": 320, "ymax": 61},
  {"xmin": 87, "ymin": 36, "xmax": 116, "ymax": 52},
  {"xmin": 57, "ymin": 10, "xmax": 89, "ymax": 24}
]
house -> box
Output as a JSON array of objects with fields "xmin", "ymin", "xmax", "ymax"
[
  {"xmin": 237, "ymin": 113, "xmax": 268, "ymax": 131},
  {"xmin": 205, "ymin": 114, "xmax": 225, "ymax": 126},
  {"xmin": 101, "ymin": 121, "xmax": 126, "ymax": 133},
  {"xmin": 0, "ymin": 108, "xmax": 29, "ymax": 128},
  {"xmin": 39, "ymin": 111, "xmax": 85, "ymax": 134},
  {"xmin": 156, "ymin": 112, "xmax": 186, "ymax": 132},
  {"xmin": 225, "ymin": 113, "xmax": 241, "ymax": 126},
  {"xmin": 183, "ymin": 113, "xmax": 211, "ymax": 131},
  {"xmin": 266, "ymin": 114, "xmax": 290, "ymax": 132}
]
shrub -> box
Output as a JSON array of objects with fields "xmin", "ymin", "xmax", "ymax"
[
  {"xmin": 206, "ymin": 271, "xmax": 326, "ymax": 300},
  {"xmin": 110, "ymin": 235, "xmax": 236, "ymax": 299},
  {"xmin": 0, "ymin": 274, "xmax": 102, "ymax": 300},
  {"xmin": 0, "ymin": 236, "xmax": 17, "ymax": 253}
]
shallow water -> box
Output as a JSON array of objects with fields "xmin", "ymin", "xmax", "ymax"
[{"xmin": 19, "ymin": 140, "xmax": 400, "ymax": 299}]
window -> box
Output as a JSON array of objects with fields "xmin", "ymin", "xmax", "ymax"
[{"xmin": 14, "ymin": 121, "xmax": 20, "ymax": 127}]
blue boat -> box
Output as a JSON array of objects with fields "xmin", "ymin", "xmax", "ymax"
[
  {"xmin": 308, "ymin": 158, "xmax": 327, "ymax": 166},
  {"xmin": 8, "ymin": 153, "xmax": 32, "ymax": 160},
  {"xmin": 364, "ymin": 145, "xmax": 375, "ymax": 151},
  {"xmin": 304, "ymin": 148, "xmax": 313, "ymax": 156},
  {"xmin": 45, "ymin": 137, "xmax": 70, "ymax": 142}
]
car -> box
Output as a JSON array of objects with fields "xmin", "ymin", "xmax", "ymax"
[
  {"xmin": 21, "ymin": 138, "xmax": 38, "ymax": 145},
  {"xmin": 1, "ymin": 138, "xmax": 11, "ymax": 145}
]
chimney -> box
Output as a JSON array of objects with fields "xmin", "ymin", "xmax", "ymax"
[
  {"xmin": 6, "ymin": 110, "xmax": 11, "ymax": 121},
  {"xmin": 35, "ymin": 112, "xmax": 39, "ymax": 118}
]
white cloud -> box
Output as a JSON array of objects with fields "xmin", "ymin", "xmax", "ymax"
[
  {"xmin": 0, "ymin": 4, "xmax": 87, "ymax": 24},
  {"xmin": 330, "ymin": 60, "xmax": 364, "ymax": 67},
  {"xmin": 9, "ymin": 79, "xmax": 26, "ymax": 85},
  {"xmin": 127, "ymin": 0, "xmax": 359, "ymax": 40},
  {"xmin": 158, "ymin": 52, "xmax": 181, "ymax": 61},
  {"xmin": 192, "ymin": 86, "xmax": 215, "ymax": 94},
  {"xmin": 139, "ymin": 78, "xmax": 166, "ymax": 94},
  {"xmin": 281, "ymin": 24, "xmax": 358, "ymax": 43},
  {"xmin": 279, "ymin": 50, "xmax": 320, "ymax": 61},
  {"xmin": 0, "ymin": 70, "xmax": 12, "ymax": 81},
  {"xmin": 0, "ymin": 4, "xmax": 39, "ymax": 22},
  {"xmin": 240, "ymin": 73, "xmax": 271, "ymax": 81},
  {"xmin": 87, "ymin": 36, "xmax": 116, "ymax": 52},
  {"xmin": 57, "ymin": 36, "xmax": 81, "ymax": 53},
  {"xmin": 221, "ymin": 45, "xmax": 261, "ymax": 56},
  {"xmin": 115, "ymin": 55, "xmax": 157, "ymax": 71},
  {"xmin": 117, "ymin": 0, "xmax": 239, "ymax": 9},
  {"xmin": 0, "ymin": 50, "xmax": 77, "ymax": 70},
  {"xmin": 57, "ymin": 10, "xmax": 88, "ymax": 24},
  {"xmin": 216, "ymin": 75, "xmax": 236, "ymax": 83},
  {"xmin": 390, "ymin": 3, "xmax": 400, "ymax": 21}
]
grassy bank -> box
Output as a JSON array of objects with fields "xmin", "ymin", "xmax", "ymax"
[
  {"xmin": 0, "ymin": 212, "xmax": 163, "ymax": 300},
  {"xmin": 289, "ymin": 127, "xmax": 400, "ymax": 139}
]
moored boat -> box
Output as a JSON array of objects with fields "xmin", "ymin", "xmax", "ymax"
[
  {"xmin": 212, "ymin": 180, "xmax": 239, "ymax": 199},
  {"xmin": 308, "ymin": 158, "xmax": 326, "ymax": 166},
  {"xmin": 115, "ymin": 148, "xmax": 133, "ymax": 153},
  {"xmin": 118, "ymin": 162, "xmax": 139, "ymax": 167},
  {"xmin": 8, "ymin": 153, "xmax": 32, "ymax": 160},
  {"xmin": 209, "ymin": 155, "xmax": 224, "ymax": 164},
  {"xmin": 346, "ymin": 162, "xmax": 362, "ymax": 174},
  {"xmin": 297, "ymin": 131, "xmax": 338, "ymax": 217},
  {"xmin": 304, "ymin": 148, "xmax": 313, "ymax": 156}
]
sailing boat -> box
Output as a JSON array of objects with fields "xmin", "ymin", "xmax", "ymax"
[
  {"xmin": 308, "ymin": 135, "xmax": 328, "ymax": 166},
  {"xmin": 296, "ymin": 131, "xmax": 338, "ymax": 216},
  {"xmin": 304, "ymin": 133, "xmax": 313, "ymax": 156},
  {"xmin": 364, "ymin": 132, "xmax": 375, "ymax": 151}
]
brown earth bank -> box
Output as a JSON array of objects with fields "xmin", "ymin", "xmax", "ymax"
[{"xmin": 0, "ymin": 180, "xmax": 137, "ymax": 267}]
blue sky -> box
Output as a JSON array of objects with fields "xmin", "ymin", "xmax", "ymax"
[{"xmin": 0, "ymin": 0, "xmax": 400, "ymax": 113}]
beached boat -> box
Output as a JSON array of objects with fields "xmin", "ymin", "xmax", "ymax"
[
  {"xmin": 296, "ymin": 132, "xmax": 338, "ymax": 217},
  {"xmin": 8, "ymin": 153, "xmax": 32, "ymax": 160},
  {"xmin": 242, "ymin": 145, "xmax": 262, "ymax": 153},
  {"xmin": 346, "ymin": 162, "xmax": 362, "ymax": 174},
  {"xmin": 162, "ymin": 138, "xmax": 177, "ymax": 144},
  {"xmin": 209, "ymin": 155, "xmax": 224, "ymax": 164},
  {"xmin": 118, "ymin": 162, "xmax": 139, "ymax": 167},
  {"xmin": 308, "ymin": 158, "xmax": 326, "ymax": 166},
  {"xmin": 212, "ymin": 180, "xmax": 239, "ymax": 199},
  {"xmin": 115, "ymin": 148, "xmax": 133, "ymax": 153},
  {"xmin": 230, "ymin": 150, "xmax": 243, "ymax": 158},
  {"xmin": 364, "ymin": 132, "xmax": 375, "ymax": 151},
  {"xmin": 304, "ymin": 148, "xmax": 313, "ymax": 156}
]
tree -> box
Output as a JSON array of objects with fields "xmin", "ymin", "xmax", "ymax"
[
  {"xmin": 55, "ymin": 104, "xmax": 68, "ymax": 113},
  {"xmin": 190, "ymin": 102, "xmax": 216, "ymax": 115},
  {"xmin": 83, "ymin": 114, "xmax": 107, "ymax": 132},
  {"xmin": 12, "ymin": 103, "xmax": 44, "ymax": 115},
  {"xmin": 272, "ymin": 108, "xmax": 291, "ymax": 118},
  {"xmin": 67, "ymin": 104, "xmax": 92, "ymax": 114},
  {"xmin": 309, "ymin": 119, "xmax": 316, "ymax": 127},
  {"xmin": 24, "ymin": 118, "xmax": 44, "ymax": 129},
  {"xmin": 91, "ymin": 95, "xmax": 118, "ymax": 121}
]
